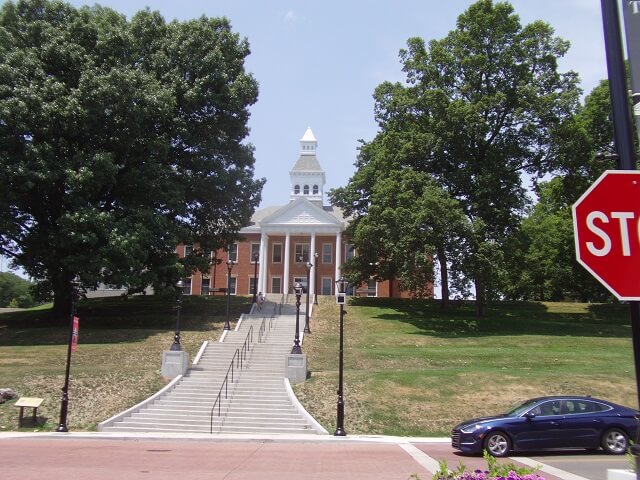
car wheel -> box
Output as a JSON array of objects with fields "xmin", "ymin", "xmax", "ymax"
[
  {"xmin": 484, "ymin": 431, "xmax": 511, "ymax": 457},
  {"xmin": 601, "ymin": 428, "xmax": 628, "ymax": 455}
]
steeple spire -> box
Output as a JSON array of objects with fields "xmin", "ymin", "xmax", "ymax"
[{"xmin": 290, "ymin": 127, "xmax": 325, "ymax": 205}]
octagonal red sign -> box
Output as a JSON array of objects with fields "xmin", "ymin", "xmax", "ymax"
[{"xmin": 572, "ymin": 170, "xmax": 640, "ymax": 300}]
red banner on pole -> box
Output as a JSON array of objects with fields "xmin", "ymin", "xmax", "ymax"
[{"xmin": 71, "ymin": 316, "xmax": 79, "ymax": 352}]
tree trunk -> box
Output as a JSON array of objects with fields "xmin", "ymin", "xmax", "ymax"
[
  {"xmin": 51, "ymin": 270, "xmax": 74, "ymax": 320},
  {"xmin": 437, "ymin": 248, "xmax": 450, "ymax": 309},
  {"xmin": 475, "ymin": 275, "xmax": 486, "ymax": 317}
]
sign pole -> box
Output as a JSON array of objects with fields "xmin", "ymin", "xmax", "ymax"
[
  {"xmin": 623, "ymin": 0, "xmax": 640, "ymax": 145},
  {"xmin": 601, "ymin": 1, "xmax": 640, "ymax": 467}
]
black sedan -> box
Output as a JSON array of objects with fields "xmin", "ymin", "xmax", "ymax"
[{"xmin": 451, "ymin": 396, "xmax": 638, "ymax": 457}]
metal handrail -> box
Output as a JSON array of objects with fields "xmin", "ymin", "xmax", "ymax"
[
  {"xmin": 258, "ymin": 315, "xmax": 274, "ymax": 343},
  {"xmin": 210, "ymin": 347, "xmax": 240, "ymax": 433},
  {"xmin": 209, "ymin": 325, "xmax": 255, "ymax": 433}
]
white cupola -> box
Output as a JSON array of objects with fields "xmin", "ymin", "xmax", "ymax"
[{"xmin": 290, "ymin": 127, "xmax": 326, "ymax": 205}]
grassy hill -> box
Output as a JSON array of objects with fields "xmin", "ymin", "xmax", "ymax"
[
  {"xmin": 293, "ymin": 298, "xmax": 636, "ymax": 437},
  {"xmin": 0, "ymin": 296, "xmax": 635, "ymax": 435}
]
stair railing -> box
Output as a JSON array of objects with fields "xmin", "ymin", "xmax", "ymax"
[
  {"xmin": 258, "ymin": 315, "xmax": 274, "ymax": 343},
  {"xmin": 210, "ymin": 347, "xmax": 240, "ymax": 433},
  {"xmin": 209, "ymin": 325, "xmax": 255, "ymax": 433}
]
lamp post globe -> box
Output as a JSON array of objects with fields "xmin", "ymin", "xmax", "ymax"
[
  {"xmin": 334, "ymin": 276, "xmax": 348, "ymax": 436},
  {"xmin": 291, "ymin": 282, "xmax": 303, "ymax": 354},
  {"xmin": 170, "ymin": 280, "xmax": 185, "ymax": 351},
  {"xmin": 225, "ymin": 260, "xmax": 235, "ymax": 330},
  {"xmin": 313, "ymin": 252, "xmax": 319, "ymax": 305},
  {"xmin": 304, "ymin": 261, "xmax": 312, "ymax": 334}
]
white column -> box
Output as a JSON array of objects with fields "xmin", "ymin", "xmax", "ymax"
[
  {"xmin": 259, "ymin": 232, "xmax": 267, "ymax": 294},
  {"xmin": 335, "ymin": 231, "xmax": 342, "ymax": 287},
  {"xmin": 284, "ymin": 232, "xmax": 291, "ymax": 295},
  {"xmin": 310, "ymin": 232, "xmax": 316, "ymax": 298}
]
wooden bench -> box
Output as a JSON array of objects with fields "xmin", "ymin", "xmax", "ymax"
[{"xmin": 14, "ymin": 397, "xmax": 43, "ymax": 427}]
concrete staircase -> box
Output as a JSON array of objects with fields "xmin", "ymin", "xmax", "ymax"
[{"xmin": 98, "ymin": 301, "xmax": 325, "ymax": 435}]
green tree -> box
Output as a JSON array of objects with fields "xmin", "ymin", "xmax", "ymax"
[
  {"xmin": 0, "ymin": 271, "xmax": 37, "ymax": 307},
  {"xmin": 0, "ymin": 0, "xmax": 264, "ymax": 316},
  {"xmin": 342, "ymin": 168, "xmax": 469, "ymax": 307},
  {"xmin": 332, "ymin": 0, "xmax": 581, "ymax": 314},
  {"xmin": 501, "ymin": 178, "xmax": 610, "ymax": 301},
  {"xmin": 499, "ymin": 80, "xmax": 615, "ymax": 302}
]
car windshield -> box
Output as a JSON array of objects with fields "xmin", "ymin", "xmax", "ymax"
[{"xmin": 503, "ymin": 399, "xmax": 541, "ymax": 417}]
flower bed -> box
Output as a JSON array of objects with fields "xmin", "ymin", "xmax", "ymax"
[{"xmin": 430, "ymin": 452, "xmax": 545, "ymax": 480}]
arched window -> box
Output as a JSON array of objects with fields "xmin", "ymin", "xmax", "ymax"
[
  {"xmin": 303, "ymin": 185, "xmax": 309, "ymax": 195},
  {"xmin": 313, "ymin": 185, "xmax": 319, "ymax": 195},
  {"xmin": 294, "ymin": 185, "xmax": 300, "ymax": 195}
]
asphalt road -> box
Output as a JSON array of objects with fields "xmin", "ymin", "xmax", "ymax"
[{"xmin": 527, "ymin": 451, "xmax": 631, "ymax": 480}]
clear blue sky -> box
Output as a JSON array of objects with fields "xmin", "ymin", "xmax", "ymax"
[
  {"xmin": 2, "ymin": 0, "xmax": 610, "ymax": 277},
  {"xmin": 70, "ymin": 0, "xmax": 607, "ymax": 209}
]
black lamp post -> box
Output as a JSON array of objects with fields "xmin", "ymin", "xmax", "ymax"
[
  {"xmin": 252, "ymin": 252, "xmax": 259, "ymax": 304},
  {"xmin": 304, "ymin": 261, "xmax": 312, "ymax": 333},
  {"xmin": 170, "ymin": 280, "xmax": 185, "ymax": 351},
  {"xmin": 313, "ymin": 252, "xmax": 319, "ymax": 305},
  {"xmin": 334, "ymin": 276, "xmax": 348, "ymax": 436},
  {"xmin": 291, "ymin": 282, "xmax": 303, "ymax": 354},
  {"xmin": 225, "ymin": 260, "xmax": 235, "ymax": 330},
  {"xmin": 56, "ymin": 277, "xmax": 80, "ymax": 433}
]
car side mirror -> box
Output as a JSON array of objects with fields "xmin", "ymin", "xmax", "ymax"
[{"xmin": 524, "ymin": 412, "xmax": 536, "ymax": 420}]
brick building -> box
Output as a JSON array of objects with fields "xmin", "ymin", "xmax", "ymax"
[{"xmin": 178, "ymin": 128, "xmax": 429, "ymax": 299}]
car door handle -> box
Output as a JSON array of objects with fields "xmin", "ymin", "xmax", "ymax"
[{"xmin": 551, "ymin": 421, "xmax": 561, "ymax": 426}]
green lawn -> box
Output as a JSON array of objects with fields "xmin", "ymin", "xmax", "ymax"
[
  {"xmin": 293, "ymin": 298, "xmax": 636, "ymax": 437},
  {"xmin": 0, "ymin": 294, "xmax": 250, "ymax": 431},
  {"xmin": 0, "ymin": 296, "xmax": 635, "ymax": 437}
]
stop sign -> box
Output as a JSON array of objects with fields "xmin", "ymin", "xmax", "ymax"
[{"xmin": 572, "ymin": 170, "xmax": 640, "ymax": 300}]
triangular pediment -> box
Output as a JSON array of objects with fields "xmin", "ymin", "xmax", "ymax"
[{"xmin": 261, "ymin": 198, "xmax": 342, "ymax": 227}]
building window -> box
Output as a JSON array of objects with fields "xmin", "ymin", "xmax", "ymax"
[
  {"xmin": 293, "ymin": 276, "xmax": 307, "ymax": 292},
  {"xmin": 228, "ymin": 243, "xmax": 238, "ymax": 262},
  {"xmin": 295, "ymin": 243, "xmax": 310, "ymax": 263},
  {"xmin": 249, "ymin": 277, "xmax": 257, "ymax": 295},
  {"xmin": 313, "ymin": 185, "xmax": 319, "ymax": 195},
  {"xmin": 303, "ymin": 185, "xmax": 309, "ymax": 195},
  {"xmin": 201, "ymin": 278, "xmax": 210, "ymax": 295},
  {"xmin": 184, "ymin": 245, "xmax": 193, "ymax": 257},
  {"xmin": 272, "ymin": 277, "xmax": 281, "ymax": 294},
  {"xmin": 294, "ymin": 185, "xmax": 300, "ymax": 195},
  {"xmin": 272, "ymin": 243, "xmax": 282, "ymax": 263},
  {"xmin": 345, "ymin": 243, "xmax": 356, "ymax": 261},
  {"xmin": 181, "ymin": 278, "xmax": 192, "ymax": 295},
  {"xmin": 322, "ymin": 243, "xmax": 332, "ymax": 264},
  {"xmin": 321, "ymin": 277, "xmax": 333, "ymax": 295},
  {"xmin": 367, "ymin": 278, "xmax": 377, "ymax": 297},
  {"xmin": 229, "ymin": 277, "xmax": 237, "ymax": 295},
  {"xmin": 251, "ymin": 243, "xmax": 260, "ymax": 262}
]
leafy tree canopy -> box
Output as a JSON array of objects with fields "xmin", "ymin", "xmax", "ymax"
[
  {"xmin": 0, "ymin": 0, "xmax": 264, "ymax": 315},
  {"xmin": 331, "ymin": 0, "xmax": 581, "ymax": 312}
]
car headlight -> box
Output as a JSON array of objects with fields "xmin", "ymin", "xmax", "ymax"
[{"xmin": 459, "ymin": 424, "xmax": 480, "ymax": 434}]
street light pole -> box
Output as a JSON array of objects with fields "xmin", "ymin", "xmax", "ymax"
[
  {"xmin": 334, "ymin": 277, "xmax": 348, "ymax": 436},
  {"xmin": 291, "ymin": 282, "xmax": 303, "ymax": 354},
  {"xmin": 225, "ymin": 260, "xmax": 235, "ymax": 330},
  {"xmin": 313, "ymin": 252, "xmax": 319, "ymax": 305},
  {"xmin": 170, "ymin": 280, "xmax": 185, "ymax": 351},
  {"xmin": 252, "ymin": 253, "xmax": 259, "ymax": 304},
  {"xmin": 304, "ymin": 261, "xmax": 312, "ymax": 333},
  {"xmin": 56, "ymin": 277, "xmax": 80, "ymax": 433}
]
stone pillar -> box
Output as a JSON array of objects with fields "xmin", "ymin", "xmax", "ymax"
[
  {"xmin": 284, "ymin": 232, "xmax": 291, "ymax": 294},
  {"xmin": 310, "ymin": 232, "xmax": 316, "ymax": 298},
  {"xmin": 259, "ymin": 232, "xmax": 267, "ymax": 294}
]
